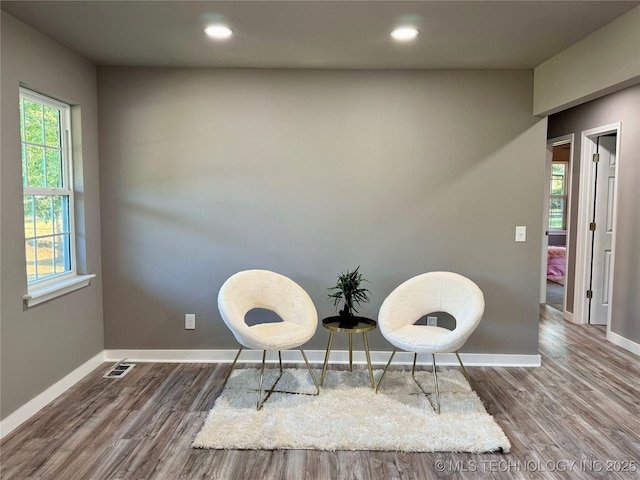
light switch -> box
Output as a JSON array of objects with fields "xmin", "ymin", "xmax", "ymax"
[{"xmin": 515, "ymin": 226, "xmax": 527, "ymax": 242}]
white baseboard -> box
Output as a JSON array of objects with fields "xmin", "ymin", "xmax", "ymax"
[
  {"xmin": 0, "ymin": 351, "xmax": 105, "ymax": 440},
  {"xmin": 104, "ymin": 349, "xmax": 541, "ymax": 368},
  {"xmin": 607, "ymin": 330, "xmax": 640, "ymax": 356},
  {"xmin": 563, "ymin": 310, "xmax": 574, "ymax": 322}
]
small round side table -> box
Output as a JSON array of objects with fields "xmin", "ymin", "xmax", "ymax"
[{"xmin": 319, "ymin": 316, "xmax": 377, "ymax": 388}]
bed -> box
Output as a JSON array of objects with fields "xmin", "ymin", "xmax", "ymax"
[{"xmin": 547, "ymin": 246, "xmax": 566, "ymax": 285}]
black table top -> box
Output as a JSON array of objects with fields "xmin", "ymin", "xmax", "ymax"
[{"xmin": 322, "ymin": 316, "xmax": 377, "ymax": 333}]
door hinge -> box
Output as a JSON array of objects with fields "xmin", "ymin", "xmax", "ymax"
[
  {"xmin": 586, "ymin": 290, "xmax": 593, "ymax": 299},
  {"xmin": 589, "ymin": 222, "xmax": 596, "ymax": 232},
  {"xmin": 593, "ymin": 153, "xmax": 600, "ymax": 163}
]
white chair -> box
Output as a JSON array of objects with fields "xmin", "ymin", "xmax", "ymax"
[
  {"xmin": 376, "ymin": 271, "xmax": 485, "ymax": 413},
  {"xmin": 218, "ymin": 269, "xmax": 319, "ymax": 410}
]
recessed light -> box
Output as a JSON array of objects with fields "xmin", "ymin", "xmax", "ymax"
[
  {"xmin": 205, "ymin": 25, "xmax": 233, "ymax": 39},
  {"xmin": 391, "ymin": 27, "xmax": 419, "ymax": 41}
]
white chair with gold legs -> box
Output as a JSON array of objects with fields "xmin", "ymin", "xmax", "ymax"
[
  {"xmin": 218, "ymin": 269, "xmax": 320, "ymax": 410},
  {"xmin": 376, "ymin": 271, "xmax": 485, "ymax": 414}
]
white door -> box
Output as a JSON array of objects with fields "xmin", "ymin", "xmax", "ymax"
[{"xmin": 589, "ymin": 134, "xmax": 616, "ymax": 325}]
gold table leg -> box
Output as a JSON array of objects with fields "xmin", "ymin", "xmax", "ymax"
[
  {"xmin": 362, "ymin": 332, "xmax": 374, "ymax": 388},
  {"xmin": 320, "ymin": 331, "xmax": 334, "ymax": 386},
  {"xmin": 348, "ymin": 333, "xmax": 353, "ymax": 371}
]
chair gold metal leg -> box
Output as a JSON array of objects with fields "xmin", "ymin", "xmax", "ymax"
[
  {"xmin": 377, "ymin": 349, "xmax": 440, "ymax": 414},
  {"xmin": 320, "ymin": 331, "xmax": 334, "ymax": 386},
  {"xmin": 257, "ymin": 354, "xmax": 285, "ymax": 410},
  {"xmin": 299, "ymin": 347, "xmax": 320, "ymax": 395},
  {"xmin": 348, "ymin": 333, "xmax": 353, "ymax": 371},
  {"xmin": 362, "ymin": 333, "xmax": 374, "ymax": 388},
  {"xmin": 255, "ymin": 348, "xmax": 319, "ymax": 410},
  {"xmin": 221, "ymin": 345, "xmax": 243, "ymax": 390},
  {"xmin": 432, "ymin": 353, "xmax": 441, "ymax": 414},
  {"xmin": 375, "ymin": 349, "xmax": 397, "ymax": 393},
  {"xmin": 411, "ymin": 353, "xmax": 417, "ymax": 377},
  {"xmin": 257, "ymin": 350, "xmax": 268, "ymax": 410},
  {"xmin": 455, "ymin": 351, "xmax": 473, "ymax": 389},
  {"xmin": 408, "ymin": 356, "xmax": 437, "ymax": 413}
]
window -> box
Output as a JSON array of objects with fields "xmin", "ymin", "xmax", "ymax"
[
  {"xmin": 549, "ymin": 161, "xmax": 568, "ymax": 230},
  {"xmin": 20, "ymin": 88, "xmax": 93, "ymax": 306}
]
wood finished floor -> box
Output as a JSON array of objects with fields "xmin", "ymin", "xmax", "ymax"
[{"xmin": 1, "ymin": 306, "xmax": 639, "ymax": 479}]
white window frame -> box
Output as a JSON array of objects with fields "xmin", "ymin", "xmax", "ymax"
[{"xmin": 20, "ymin": 88, "xmax": 94, "ymax": 307}]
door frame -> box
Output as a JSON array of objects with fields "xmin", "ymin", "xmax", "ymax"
[
  {"xmin": 574, "ymin": 123, "xmax": 621, "ymax": 326},
  {"xmin": 541, "ymin": 134, "xmax": 573, "ymax": 319}
]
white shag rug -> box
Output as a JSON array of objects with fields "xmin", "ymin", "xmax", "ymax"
[{"xmin": 192, "ymin": 367, "xmax": 510, "ymax": 453}]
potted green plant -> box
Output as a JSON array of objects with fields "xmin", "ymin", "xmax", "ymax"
[{"xmin": 328, "ymin": 266, "xmax": 371, "ymax": 327}]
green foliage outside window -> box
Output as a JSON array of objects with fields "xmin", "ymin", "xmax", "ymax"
[
  {"xmin": 20, "ymin": 91, "xmax": 72, "ymax": 282},
  {"xmin": 21, "ymin": 99, "xmax": 64, "ymax": 220}
]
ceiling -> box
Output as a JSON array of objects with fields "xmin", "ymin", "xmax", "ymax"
[{"xmin": 2, "ymin": 1, "xmax": 639, "ymax": 69}]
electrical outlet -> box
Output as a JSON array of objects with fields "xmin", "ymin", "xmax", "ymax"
[
  {"xmin": 185, "ymin": 313, "xmax": 196, "ymax": 330},
  {"xmin": 427, "ymin": 316, "xmax": 438, "ymax": 327},
  {"xmin": 515, "ymin": 225, "xmax": 527, "ymax": 242}
]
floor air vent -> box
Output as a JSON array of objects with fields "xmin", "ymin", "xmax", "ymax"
[{"xmin": 103, "ymin": 361, "xmax": 135, "ymax": 379}]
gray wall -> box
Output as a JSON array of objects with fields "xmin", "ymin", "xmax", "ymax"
[
  {"xmin": 0, "ymin": 12, "xmax": 104, "ymax": 420},
  {"xmin": 533, "ymin": 5, "xmax": 640, "ymax": 116},
  {"xmin": 548, "ymin": 84, "xmax": 640, "ymax": 344},
  {"xmin": 98, "ymin": 67, "xmax": 546, "ymax": 355}
]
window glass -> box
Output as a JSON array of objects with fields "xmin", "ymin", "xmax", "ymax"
[
  {"xmin": 549, "ymin": 161, "xmax": 568, "ymax": 231},
  {"xmin": 20, "ymin": 88, "xmax": 75, "ymax": 284}
]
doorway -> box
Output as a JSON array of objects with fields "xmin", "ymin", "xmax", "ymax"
[
  {"xmin": 541, "ymin": 136, "xmax": 572, "ymax": 316},
  {"xmin": 574, "ymin": 124, "xmax": 620, "ymax": 326}
]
